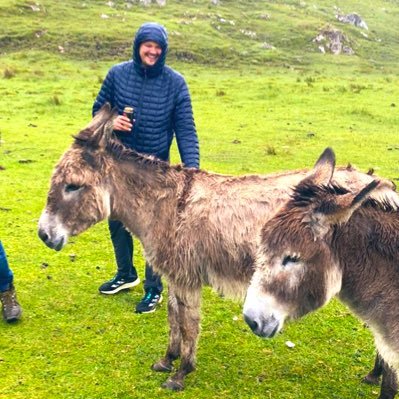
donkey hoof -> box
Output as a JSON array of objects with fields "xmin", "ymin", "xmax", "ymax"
[
  {"xmin": 152, "ymin": 360, "xmax": 173, "ymax": 372},
  {"xmin": 362, "ymin": 374, "xmax": 380, "ymax": 386},
  {"xmin": 161, "ymin": 378, "xmax": 184, "ymax": 391}
]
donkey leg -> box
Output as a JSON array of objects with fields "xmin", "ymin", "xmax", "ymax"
[
  {"xmin": 152, "ymin": 287, "xmax": 181, "ymax": 372},
  {"xmin": 379, "ymin": 362, "xmax": 398, "ymax": 399},
  {"xmin": 162, "ymin": 287, "xmax": 201, "ymax": 391},
  {"xmin": 363, "ymin": 352, "xmax": 383, "ymax": 385}
]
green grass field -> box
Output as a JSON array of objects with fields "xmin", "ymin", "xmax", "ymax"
[{"xmin": 1, "ymin": 1, "xmax": 399, "ymax": 398}]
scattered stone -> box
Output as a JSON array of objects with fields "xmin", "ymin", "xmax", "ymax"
[
  {"xmin": 259, "ymin": 13, "xmax": 270, "ymax": 20},
  {"xmin": 29, "ymin": 4, "xmax": 41, "ymax": 12},
  {"xmin": 100, "ymin": 13, "xmax": 110, "ymax": 19},
  {"xmin": 336, "ymin": 13, "xmax": 368, "ymax": 30},
  {"xmin": 139, "ymin": 0, "xmax": 166, "ymax": 5},
  {"xmin": 285, "ymin": 340, "xmax": 295, "ymax": 348},
  {"xmin": 240, "ymin": 29, "xmax": 257, "ymax": 39},
  {"xmin": 41, "ymin": 262, "xmax": 49, "ymax": 269},
  {"xmin": 217, "ymin": 17, "xmax": 235, "ymax": 25},
  {"xmin": 58, "ymin": 45, "xmax": 65, "ymax": 53},
  {"xmin": 69, "ymin": 254, "xmax": 77, "ymax": 262},
  {"xmin": 260, "ymin": 42, "xmax": 275, "ymax": 50},
  {"xmin": 210, "ymin": 0, "xmax": 220, "ymax": 5}
]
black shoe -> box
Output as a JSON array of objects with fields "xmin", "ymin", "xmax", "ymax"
[
  {"xmin": 135, "ymin": 288, "xmax": 163, "ymax": 313},
  {"xmin": 99, "ymin": 275, "xmax": 140, "ymax": 295},
  {"xmin": 0, "ymin": 284, "xmax": 22, "ymax": 323}
]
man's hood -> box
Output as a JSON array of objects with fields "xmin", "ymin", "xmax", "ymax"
[{"xmin": 133, "ymin": 22, "xmax": 168, "ymax": 77}]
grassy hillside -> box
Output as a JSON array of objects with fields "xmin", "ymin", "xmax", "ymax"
[
  {"xmin": 0, "ymin": 1, "xmax": 399, "ymax": 399},
  {"xmin": 1, "ymin": 0, "xmax": 399, "ymax": 72}
]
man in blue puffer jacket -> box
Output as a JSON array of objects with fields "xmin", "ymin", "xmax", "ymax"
[{"xmin": 92, "ymin": 22, "xmax": 199, "ymax": 313}]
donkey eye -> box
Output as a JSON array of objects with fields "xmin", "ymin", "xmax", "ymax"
[
  {"xmin": 65, "ymin": 184, "xmax": 82, "ymax": 193},
  {"xmin": 282, "ymin": 254, "xmax": 300, "ymax": 267}
]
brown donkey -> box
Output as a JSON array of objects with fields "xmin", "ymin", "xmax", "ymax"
[
  {"xmin": 38, "ymin": 105, "xmax": 396, "ymax": 391},
  {"xmin": 244, "ymin": 148, "xmax": 399, "ymax": 399}
]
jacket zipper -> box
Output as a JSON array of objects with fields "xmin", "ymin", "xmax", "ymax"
[{"xmin": 135, "ymin": 68, "xmax": 148, "ymax": 132}]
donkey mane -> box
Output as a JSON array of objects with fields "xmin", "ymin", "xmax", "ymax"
[
  {"xmin": 106, "ymin": 138, "xmax": 174, "ymax": 172},
  {"xmin": 362, "ymin": 197, "xmax": 399, "ymax": 213},
  {"xmin": 75, "ymin": 123, "xmax": 355, "ymax": 184},
  {"xmin": 74, "ymin": 127, "xmax": 186, "ymax": 174}
]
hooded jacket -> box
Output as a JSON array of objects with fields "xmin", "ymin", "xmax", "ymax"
[{"xmin": 92, "ymin": 22, "xmax": 199, "ymax": 168}]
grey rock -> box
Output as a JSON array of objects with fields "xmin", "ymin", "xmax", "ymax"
[
  {"xmin": 313, "ymin": 26, "xmax": 354, "ymax": 55},
  {"xmin": 336, "ymin": 13, "xmax": 368, "ymax": 30}
]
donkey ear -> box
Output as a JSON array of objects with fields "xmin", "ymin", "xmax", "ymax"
[
  {"xmin": 350, "ymin": 179, "xmax": 380, "ymax": 209},
  {"xmin": 305, "ymin": 179, "xmax": 380, "ymax": 240},
  {"xmin": 86, "ymin": 103, "xmax": 112, "ymax": 132},
  {"xmin": 303, "ymin": 148, "xmax": 336, "ymax": 186},
  {"xmin": 103, "ymin": 107, "xmax": 119, "ymax": 140},
  {"xmin": 92, "ymin": 105, "xmax": 119, "ymax": 147},
  {"xmin": 317, "ymin": 179, "xmax": 380, "ymax": 226}
]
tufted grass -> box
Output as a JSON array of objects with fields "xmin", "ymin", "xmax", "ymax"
[{"xmin": 1, "ymin": 1, "xmax": 399, "ymax": 398}]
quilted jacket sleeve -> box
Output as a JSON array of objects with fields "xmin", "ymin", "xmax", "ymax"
[
  {"xmin": 173, "ymin": 78, "xmax": 200, "ymax": 168},
  {"xmin": 92, "ymin": 68, "xmax": 115, "ymax": 116}
]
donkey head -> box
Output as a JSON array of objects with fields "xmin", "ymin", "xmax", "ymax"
[
  {"xmin": 243, "ymin": 148, "xmax": 380, "ymax": 338},
  {"xmin": 38, "ymin": 104, "xmax": 118, "ymax": 250}
]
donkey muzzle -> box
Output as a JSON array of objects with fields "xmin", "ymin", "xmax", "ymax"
[
  {"xmin": 243, "ymin": 312, "xmax": 280, "ymax": 338},
  {"xmin": 38, "ymin": 228, "xmax": 65, "ymax": 251}
]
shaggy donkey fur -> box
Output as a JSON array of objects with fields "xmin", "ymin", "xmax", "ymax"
[
  {"xmin": 244, "ymin": 148, "xmax": 399, "ymax": 399},
  {"xmin": 38, "ymin": 105, "xmax": 397, "ymax": 391}
]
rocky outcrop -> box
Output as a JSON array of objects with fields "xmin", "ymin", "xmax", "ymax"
[{"xmin": 313, "ymin": 26, "xmax": 354, "ymax": 55}]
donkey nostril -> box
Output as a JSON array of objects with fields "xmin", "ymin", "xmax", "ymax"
[
  {"xmin": 38, "ymin": 229, "xmax": 49, "ymax": 243},
  {"xmin": 244, "ymin": 314, "xmax": 259, "ymax": 332}
]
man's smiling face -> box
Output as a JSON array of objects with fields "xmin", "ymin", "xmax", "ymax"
[{"xmin": 139, "ymin": 41, "xmax": 162, "ymax": 67}]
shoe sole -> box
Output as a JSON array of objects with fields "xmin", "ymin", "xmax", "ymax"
[
  {"xmin": 5, "ymin": 315, "xmax": 21, "ymax": 323},
  {"xmin": 99, "ymin": 278, "xmax": 141, "ymax": 295},
  {"xmin": 3, "ymin": 309, "xmax": 22, "ymax": 323},
  {"xmin": 136, "ymin": 294, "xmax": 163, "ymax": 314}
]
